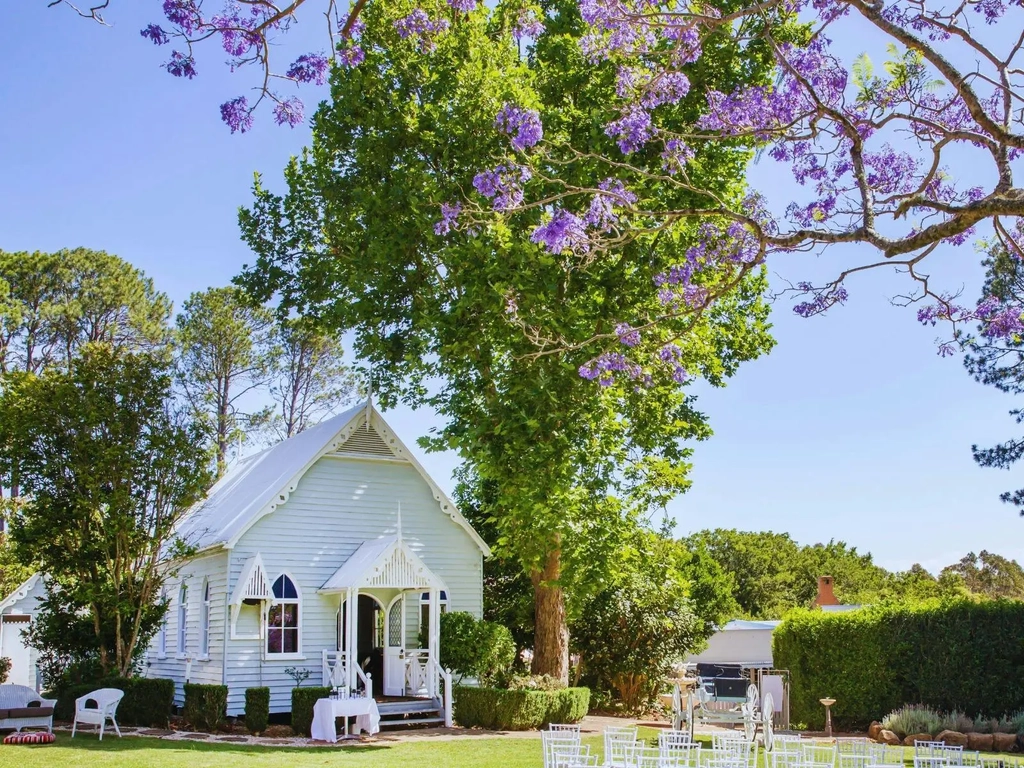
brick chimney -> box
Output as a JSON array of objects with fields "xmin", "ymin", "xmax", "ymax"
[{"xmin": 813, "ymin": 575, "xmax": 840, "ymax": 607}]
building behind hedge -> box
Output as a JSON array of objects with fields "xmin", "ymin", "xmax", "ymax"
[{"xmin": 138, "ymin": 399, "xmax": 489, "ymax": 722}]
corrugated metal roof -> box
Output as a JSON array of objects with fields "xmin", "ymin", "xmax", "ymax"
[
  {"xmin": 172, "ymin": 402, "xmax": 490, "ymax": 556},
  {"xmin": 721, "ymin": 619, "xmax": 782, "ymax": 631},
  {"xmin": 174, "ymin": 402, "xmax": 368, "ymax": 551}
]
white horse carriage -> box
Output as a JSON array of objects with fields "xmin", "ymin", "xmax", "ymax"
[{"xmin": 672, "ymin": 663, "xmax": 775, "ymax": 749}]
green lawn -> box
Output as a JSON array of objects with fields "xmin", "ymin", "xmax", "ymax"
[{"xmin": 0, "ymin": 728, "xmax": 661, "ymax": 768}]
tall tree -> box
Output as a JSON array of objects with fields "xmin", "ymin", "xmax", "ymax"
[
  {"xmin": 267, "ymin": 318, "xmax": 361, "ymax": 440},
  {"xmin": 0, "ymin": 249, "xmax": 171, "ymax": 375},
  {"xmin": 239, "ymin": 0, "xmax": 774, "ymax": 680},
  {"xmin": 0, "ymin": 345, "xmax": 212, "ymax": 678},
  {"xmin": 941, "ymin": 551, "xmax": 1024, "ymax": 600},
  {"xmin": 175, "ymin": 286, "xmax": 275, "ymax": 475}
]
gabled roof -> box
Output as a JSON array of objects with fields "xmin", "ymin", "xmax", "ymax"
[
  {"xmin": 173, "ymin": 401, "xmax": 489, "ymax": 555},
  {"xmin": 320, "ymin": 536, "xmax": 446, "ymax": 592},
  {"xmin": 0, "ymin": 573, "xmax": 41, "ymax": 614}
]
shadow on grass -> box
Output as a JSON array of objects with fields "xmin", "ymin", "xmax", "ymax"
[{"xmin": 39, "ymin": 733, "xmax": 393, "ymax": 754}]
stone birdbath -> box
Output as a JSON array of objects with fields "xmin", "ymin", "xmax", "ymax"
[{"xmin": 820, "ymin": 697, "xmax": 836, "ymax": 738}]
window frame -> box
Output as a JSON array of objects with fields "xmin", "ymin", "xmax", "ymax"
[
  {"xmin": 176, "ymin": 582, "xmax": 188, "ymax": 659},
  {"xmin": 199, "ymin": 578, "xmax": 211, "ymax": 659},
  {"xmin": 266, "ymin": 573, "xmax": 303, "ymax": 659},
  {"xmin": 419, "ymin": 590, "xmax": 448, "ymax": 648},
  {"xmin": 157, "ymin": 587, "xmax": 168, "ymax": 659}
]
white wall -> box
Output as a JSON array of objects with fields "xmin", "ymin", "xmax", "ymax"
[
  {"xmin": 144, "ymin": 550, "xmax": 228, "ymax": 705},
  {"xmin": 0, "ymin": 576, "xmax": 46, "ymax": 690},
  {"xmin": 686, "ymin": 628, "xmax": 775, "ymax": 666}
]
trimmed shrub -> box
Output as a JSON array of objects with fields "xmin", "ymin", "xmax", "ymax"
[
  {"xmin": 291, "ymin": 686, "xmax": 331, "ymax": 737},
  {"xmin": 882, "ymin": 705, "xmax": 943, "ymax": 738},
  {"xmin": 774, "ymin": 600, "xmax": 1024, "ymax": 729},
  {"xmin": 48, "ymin": 677, "xmax": 174, "ymax": 726},
  {"xmin": 440, "ymin": 612, "xmax": 515, "ymax": 685},
  {"xmin": 183, "ymin": 683, "xmax": 228, "ymax": 731},
  {"xmin": 453, "ymin": 686, "xmax": 590, "ymax": 730},
  {"xmin": 245, "ymin": 687, "xmax": 270, "ymax": 735}
]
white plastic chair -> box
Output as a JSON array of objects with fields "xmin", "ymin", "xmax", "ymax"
[
  {"xmin": 72, "ymin": 688, "xmax": 124, "ymax": 740},
  {"xmin": 801, "ymin": 742, "xmax": 838, "ymax": 768},
  {"xmin": 550, "ymin": 723, "xmax": 584, "ymax": 734},
  {"xmin": 544, "ymin": 730, "xmax": 583, "ymax": 768},
  {"xmin": 604, "ymin": 727, "xmax": 640, "ymax": 768}
]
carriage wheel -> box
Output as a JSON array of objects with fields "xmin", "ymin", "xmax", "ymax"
[
  {"xmin": 686, "ymin": 691, "xmax": 696, "ymax": 741},
  {"xmin": 744, "ymin": 709, "xmax": 756, "ymax": 743},
  {"xmin": 762, "ymin": 693, "xmax": 775, "ymax": 752}
]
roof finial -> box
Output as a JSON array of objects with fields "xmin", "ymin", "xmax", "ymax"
[
  {"xmin": 397, "ymin": 500, "xmax": 403, "ymax": 540},
  {"xmin": 365, "ymin": 367, "xmax": 373, "ymax": 427}
]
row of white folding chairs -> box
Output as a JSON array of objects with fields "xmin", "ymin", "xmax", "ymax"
[{"xmin": 544, "ymin": 726, "xmax": 584, "ymax": 768}]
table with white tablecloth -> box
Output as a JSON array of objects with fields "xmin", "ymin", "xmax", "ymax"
[{"xmin": 310, "ymin": 696, "xmax": 381, "ymax": 742}]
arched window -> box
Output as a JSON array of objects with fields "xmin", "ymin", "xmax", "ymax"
[
  {"xmin": 419, "ymin": 590, "xmax": 448, "ymax": 645},
  {"xmin": 177, "ymin": 583, "xmax": 188, "ymax": 656},
  {"xmin": 268, "ymin": 574, "xmax": 300, "ymax": 655},
  {"xmin": 200, "ymin": 578, "xmax": 211, "ymax": 658}
]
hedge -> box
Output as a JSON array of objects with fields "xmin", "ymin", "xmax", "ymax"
[
  {"xmin": 291, "ymin": 686, "xmax": 331, "ymax": 737},
  {"xmin": 773, "ymin": 600, "xmax": 1024, "ymax": 730},
  {"xmin": 245, "ymin": 687, "xmax": 270, "ymax": 735},
  {"xmin": 183, "ymin": 683, "xmax": 228, "ymax": 731},
  {"xmin": 47, "ymin": 677, "xmax": 174, "ymax": 727},
  {"xmin": 453, "ymin": 686, "xmax": 590, "ymax": 730}
]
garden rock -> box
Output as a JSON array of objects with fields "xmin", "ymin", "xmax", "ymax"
[
  {"xmin": 868, "ymin": 722, "xmax": 882, "ymax": 740},
  {"xmin": 993, "ymin": 733, "xmax": 1016, "ymax": 752},
  {"xmin": 937, "ymin": 730, "xmax": 968, "ymax": 747},
  {"xmin": 967, "ymin": 733, "xmax": 995, "ymax": 752},
  {"xmin": 905, "ymin": 733, "xmax": 934, "ymax": 746},
  {"xmin": 878, "ymin": 730, "xmax": 902, "ymax": 746}
]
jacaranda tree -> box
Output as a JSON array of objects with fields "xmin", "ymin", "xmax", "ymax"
[
  {"xmin": 50, "ymin": 1, "xmax": 1024, "ymax": 352},
  {"xmin": 236, "ymin": 0, "xmax": 774, "ymax": 681}
]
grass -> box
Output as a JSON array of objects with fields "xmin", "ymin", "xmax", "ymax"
[
  {"xmin": 4, "ymin": 729, "xmax": 1012, "ymax": 768},
  {"xmin": 0, "ymin": 728, "xmax": 661, "ymax": 768}
]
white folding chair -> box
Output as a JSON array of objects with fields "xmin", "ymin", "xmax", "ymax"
[
  {"xmin": 71, "ymin": 688, "xmax": 124, "ymax": 741},
  {"xmin": 661, "ymin": 739, "xmax": 701, "ymax": 767},
  {"xmin": 626, "ymin": 744, "xmax": 667, "ymax": 768},
  {"xmin": 554, "ymin": 745, "xmax": 598, "ymax": 768}
]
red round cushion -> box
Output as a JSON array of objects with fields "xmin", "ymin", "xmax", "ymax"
[{"xmin": 3, "ymin": 732, "xmax": 56, "ymax": 745}]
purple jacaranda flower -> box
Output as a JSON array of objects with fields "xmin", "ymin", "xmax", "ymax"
[
  {"xmin": 579, "ymin": 351, "xmax": 643, "ymax": 386},
  {"xmin": 287, "ymin": 53, "xmax": 330, "ymax": 85},
  {"xmin": 394, "ymin": 9, "xmax": 449, "ymax": 51},
  {"xmin": 605, "ymin": 106, "xmax": 654, "ymax": 154},
  {"xmin": 163, "ymin": 0, "xmax": 202, "ymax": 34},
  {"xmin": 531, "ymin": 210, "xmax": 588, "ymax": 254},
  {"xmin": 514, "ymin": 9, "xmax": 545, "ymax": 38},
  {"xmin": 473, "ymin": 164, "xmax": 531, "ymax": 211},
  {"xmin": 585, "ymin": 179, "xmax": 637, "ymax": 230},
  {"xmin": 220, "ymin": 96, "xmax": 253, "ymax": 134},
  {"xmin": 339, "ymin": 44, "xmax": 365, "ymax": 67},
  {"xmin": 495, "ymin": 104, "xmax": 543, "ymax": 152},
  {"xmin": 434, "ymin": 202, "xmax": 461, "ymax": 235},
  {"xmin": 448, "ymin": 0, "xmax": 477, "ymax": 11},
  {"xmin": 793, "ymin": 286, "xmax": 849, "ymax": 317},
  {"xmin": 166, "ymin": 51, "xmax": 197, "ymax": 79},
  {"xmin": 273, "ymin": 97, "xmax": 304, "ymax": 128},
  {"xmin": 211, "ymin": 10, "xmax": 262, "ymax": 57},
  {"xmin": 615, "ymin": 322, "xmax": 641, "ymax": 347},
  {"xmin": 141, "ymin": 24, "xmax": 170, "ymax": 45}
]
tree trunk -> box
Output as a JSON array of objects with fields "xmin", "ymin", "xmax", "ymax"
[{"xmin": 531, "ymin": 547, "xmax": 569, "ymax": 683}]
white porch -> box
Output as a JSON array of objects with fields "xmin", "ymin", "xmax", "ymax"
[{"xmin": 319, "ymin": 536, "xmax": 453, "ymax": 727}]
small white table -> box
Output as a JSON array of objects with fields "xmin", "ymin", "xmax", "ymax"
[{"xmin": 311, "ymin": 696, "xmax": 381, "ymax": 742}]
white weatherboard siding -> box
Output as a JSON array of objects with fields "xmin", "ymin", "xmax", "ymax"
[
  {"xmin": 224, "ymin": 456, "xmax": 484, "ymax": 715},
  {"xmin": 145, "ymin": 550, "xmax": 228, "ymax": 705},
  {"xmin": 685, "ymin": 620, "xmax": 780, "ymax": 667},
  {"xmin": 0, "ymin": 575, "xmax": 46, "ymax": 689}
]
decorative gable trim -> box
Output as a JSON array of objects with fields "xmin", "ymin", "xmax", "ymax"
[
  {"xmin": 0, "ymin": 573, "xmax": 41, "ymax": 614},
  {"xmin": 223, "ymin": 402, "xmax": 490, "ymax": 557},
  {"xmin": 229, "ymin": 554, "xmax": 269, "ymax": 640}
]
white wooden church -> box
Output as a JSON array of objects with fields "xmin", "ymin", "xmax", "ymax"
[{"xmin": 1, "ymin": 400, "xmax": 488, "ymax": 726}]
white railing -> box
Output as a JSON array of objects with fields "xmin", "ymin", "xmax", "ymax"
[
  {"xmin": 322, "ymin": 650, "xmax": 347, "ymax": 687},
  {"xmin": 355, "ymin": 663, "xmax": 373, "ymax": 699},
  {"xmin": 440, "ymin": 665, "xmax": 453, "ymax": 727},
  {"xmin": 405, "ymin": 649, "xmax": 431, "ymax": 697}
]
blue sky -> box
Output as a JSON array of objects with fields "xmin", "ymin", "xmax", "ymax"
[{"xmin": 2, "ymin": 2, "xmax": 1021, "ymax": 574}]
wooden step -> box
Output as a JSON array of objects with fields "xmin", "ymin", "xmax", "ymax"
[
  {"xmin": 376, "ymin": 699, "xmax": 442, "ymax": 716},
  {"xmin": 379, "ymin": 716, "xmax": 445, "ymax": 729}
]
